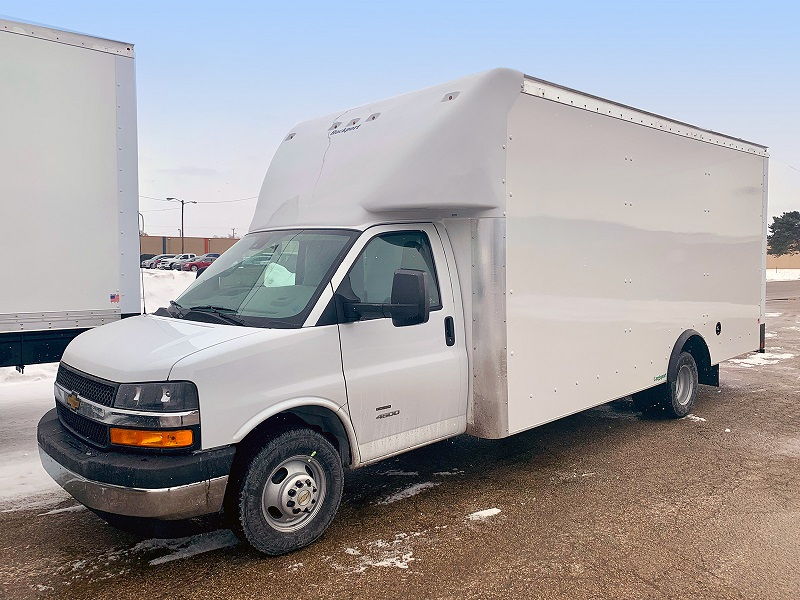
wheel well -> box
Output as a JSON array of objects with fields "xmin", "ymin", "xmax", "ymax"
[
  {"xmin": 671, "ymin": 331, "xmax": 718, "ymax": 387},
  {"xmin": 234, "ymin": 406, "xmax": 353, "ymax": 469}
]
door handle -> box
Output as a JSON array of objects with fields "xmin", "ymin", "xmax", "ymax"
[{"xmin": 444, "ymin": 316, "xmax": 455, "ymax": 346}]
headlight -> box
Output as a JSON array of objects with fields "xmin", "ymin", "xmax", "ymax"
[{"xmin": 114, "ymin": 382, "xmax": 199, "ymax": 412}]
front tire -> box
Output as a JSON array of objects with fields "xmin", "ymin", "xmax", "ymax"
[{"xmin": 232, "ymin": 428, "xmax": 343, "ymax": 555}]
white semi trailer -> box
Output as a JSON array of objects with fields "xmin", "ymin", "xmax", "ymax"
[
  {"xmin": 0, "ymin": 19, "xmax": 140, "ymax": 368},
  {"xmin": 38, "ymin": 68, "xmax": 767, "ymax": 555}
]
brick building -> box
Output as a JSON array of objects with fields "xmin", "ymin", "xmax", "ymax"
[{"xmin": 139, "ymin": 235, "xmax": 239, "ymax": 257}]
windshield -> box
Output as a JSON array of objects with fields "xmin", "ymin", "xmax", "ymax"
[{"xmin": 171, "ymin": 229, "xmax": 357, "ymax": 328}]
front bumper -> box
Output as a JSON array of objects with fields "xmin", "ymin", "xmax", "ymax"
[{"xmin": 37, "ymin": 409, "xmax": 235, "ymax": 520}]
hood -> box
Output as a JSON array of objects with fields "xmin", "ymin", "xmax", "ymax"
[{"xmin": 62, "ymin": 315, "xmax": 260, "ymax": 382}]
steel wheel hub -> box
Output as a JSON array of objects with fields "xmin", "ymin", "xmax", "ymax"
[
  {"xmin": 261, "ymin": 455, "xmax": 326, "ymax": 532},
  {"xmin": 675, "ymin": 364, "xmax": 694, "ymax": 406}
]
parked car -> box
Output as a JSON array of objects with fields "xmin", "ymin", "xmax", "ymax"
[
  {"xmin": 171, "ymin": 254, "xmax": 197, "ymax": 269},
  {"xmin": 142, "ymin": 254, "xmax": 175, "ymax": 268},
  {"xmin": 140, "ymin": 254, "xmax": 156, "ymax": 267},
  {"xmin": 159, "ymin": 253, "xmax": 195, "ymax": 269},
  {"xmin": 182, "ymin": 253, "xmax": 219, "ymax": 272}
]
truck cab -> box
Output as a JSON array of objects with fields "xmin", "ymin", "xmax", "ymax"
[{"xmin": 38, "ymin": 221, "xmax": 467, "ymax": 554}]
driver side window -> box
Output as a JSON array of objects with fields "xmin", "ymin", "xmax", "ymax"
[{"xmin": 341, "ymin": 231, "xmax": 441, "ymax": 317}]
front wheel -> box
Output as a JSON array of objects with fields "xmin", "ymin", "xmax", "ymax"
[
  {"xmin": 232, "ymin": 428, "xmax": 343, "ymax": 555},
  {"xmin": 191, "ymin": 265, "xmax": 198, "ymax": 272}
]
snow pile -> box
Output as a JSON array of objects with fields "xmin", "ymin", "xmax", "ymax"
[
  {"xmin": 140, "ymin": 269, "xmax": 195, "ymax": 312},
  {"xmin": 0, "ymin": 269, "xmax": 195, "ymax": 509},
  {"xmin": 766, "ymin": 269, "xmax": 800, "ymax": 282},
  {"xmin": 379, "ymin": 482, "xmax": 439, "ymax": 504},
  {"xmin": 0, "ymin": 374, "xmax": 65, "ymax": 506},
  {"xmin": 467, "ymin": 508, "xmax": 501, "ymax": 521}
]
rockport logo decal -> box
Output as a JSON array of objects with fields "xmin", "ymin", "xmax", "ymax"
[
  {"xmin": 329, "ymin": 124, "xmax": 361, "ymax": 136},
  {"xmin": 654, "ymin": 373, "xmax": 667, "ymax": 382}
]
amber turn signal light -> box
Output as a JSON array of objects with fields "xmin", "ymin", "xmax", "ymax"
[{"xmin": 110, "ymin": 428, "xmax": 193, "ymax": 448}]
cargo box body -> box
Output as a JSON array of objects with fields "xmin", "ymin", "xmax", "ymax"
[
  {"xmin": 249, "ymin": 68, "xmax": 767, "ymax": 439},
  {"xmin": 0, "ymin": 19, "xmax": 140, "ymax": 367},
  {"xmin": 453, "ymin": 77, "xmax": 767, "ymax": 437}
]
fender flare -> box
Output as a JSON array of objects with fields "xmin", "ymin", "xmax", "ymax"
[
  {"xmin": 668, "ymin": 329, "xmax": 716, "ymax": 386},
  {"xmin": 233, "ymin": 397, "xmax": 361, "ymax": 467}
]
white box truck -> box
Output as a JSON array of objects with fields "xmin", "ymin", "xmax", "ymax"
[
  {"xmin": 37, "ymin": 68, "xmax": 767, "ymax": 555},
  {"xmin": 0, "ymin": 18, "xmax": 140, "ymax": 368}
]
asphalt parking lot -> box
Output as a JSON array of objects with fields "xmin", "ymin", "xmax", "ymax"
[{"xmin": 1, "ymin": 281, "xmax": 798, "ymax": 600}]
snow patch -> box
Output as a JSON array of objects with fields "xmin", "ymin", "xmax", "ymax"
[
  {"xmin": 728, "ymin": 352, "xmax": 795, "ymax": 367},
  {"xmin": 379, "ymin": 482, "xmax": 439, "ymax": 504},
  {"xmin": 765, "ymin": 332, "xmax": 777, "ymax": 339},
  {"xmin": 432, "ymin": 469, "xmax": 464, "ymax": 476},
  {"xmin": 380, "ymin": 470, "xmax": 419, "ymax": 476},
  {"xmin": 766, "ymin": 269, "xmax": 800, "ymax": 282},
  {"xmin": 765, "ymin": 312, "xmax": 783, "ymax": 318},
  {"xmin": 335, "ymin": 532, "xmax": 424, "ymax": 573},
  {"xmin": 54, "ymin": 529, "xmax": 238, "ymax": 584},
  {"xmin": 144, "ymin": 529, "xmax": 239, "ymax": 565},
  {"xmin": 0, "ymin": 363, "xmax": 58, "ymax": 385},
  {"xmin": 39, "ymin": 504, "xmax": 87, "ymax": 516},
  {"xmin": 467, "ymin": 508, "xmax": 501, "ymax": 521},
  {"xmin": 682, "ymin": 414, "xmax": 707, "ymax": 423}
]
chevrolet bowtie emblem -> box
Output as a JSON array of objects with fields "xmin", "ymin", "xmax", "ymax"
[{"xmin": 66, "ymin": 392, "xmax": 80, "ymax": 411}]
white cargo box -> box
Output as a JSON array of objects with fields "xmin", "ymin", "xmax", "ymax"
[{"xmin": 0, "ymin": 19, "xmax": 140, "ymax": 366}]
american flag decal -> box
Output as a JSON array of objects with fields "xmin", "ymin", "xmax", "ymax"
[{"xmin": 110, "ymin": 293, "xmax": 120, "ymax": 303}]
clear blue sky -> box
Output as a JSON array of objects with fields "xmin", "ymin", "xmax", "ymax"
[{"xmin": 3, "ymin": 0, "xmax": 799, "ymax": 237}]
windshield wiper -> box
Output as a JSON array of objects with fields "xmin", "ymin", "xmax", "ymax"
[
  {"xmin": 186, "ymin": 305, "xmax": 246, "ymax": 326},
  {"xmin": 163, "ymin": 299, "xmax": 187, "ymax": 318}
]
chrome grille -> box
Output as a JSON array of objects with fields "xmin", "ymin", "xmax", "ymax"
[
  {"xmin": 56, "ymin": 403, "xmax": 109, "ymax": 447},
  {"xmin": 56, "ymin": 364, "xmax": 117, "ymax": 407}
]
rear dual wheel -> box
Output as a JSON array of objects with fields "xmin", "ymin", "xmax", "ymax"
[
  {"xmin": 232, "ymin": 428, "xmax": 343, "ymax": 555},
  {"xmin": 633, "ymin": 351, "xmax": 698, "ymax": 418}
]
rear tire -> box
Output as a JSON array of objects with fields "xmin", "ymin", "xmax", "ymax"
[
  {"xmin": 231, "ymin": 428, "xmax": 343, "ymax": 555},
  {"xmin": 633, "ymin": 351, "xmax": 698, "ymax": 418},
  {"xmin": 663, "ymin": 352, "xmax": 698, "ymax": 417}
]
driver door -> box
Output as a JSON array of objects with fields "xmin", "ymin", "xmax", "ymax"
[{"xmin": 332, "ymin": 224, "xmax": 467, "ymax": 462}]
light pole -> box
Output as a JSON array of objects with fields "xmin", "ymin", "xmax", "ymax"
[{"xmin": 166, "ymin": 197, "xmax": 197, "ymax": 253}]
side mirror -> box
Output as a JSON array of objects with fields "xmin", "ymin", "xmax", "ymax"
[{"xmin": 390, "ymin": 269, "xmax": 429, "ymax": 327}]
